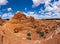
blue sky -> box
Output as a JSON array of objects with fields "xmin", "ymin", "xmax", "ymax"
[
  {"xmin": 0, "ymin": 0, "xmax": 45, "ymax": 13},
  {"xmin": 0, "ymin": 0, "xmax": 60, "ymax": 19}
]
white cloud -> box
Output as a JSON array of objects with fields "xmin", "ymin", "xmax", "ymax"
[
  {"xmin": 0, "ymin": 0, "xmax": 8, "ymax": 5},
  {"xmin": 32, "ymin": 0, "xmax": 51, "ymax": 8},
  {"xmin": 44, "ymin": 0, "xmax": 50, "ymax": 6},
  {"xmin": 2, "ymin": 12, "xmax": 13, "ymax": 19},
  {"xmin": 24, "ymin": 11, "xmax": 60, "ymax": 19},
  {"xmin": 37, "ymin": 13, "xmax": 60, "ymax": 19},
  {"xmin": 28, "ymin": 12, "xmax": 35, "ymax": 15},
  {"xmin": 32, "ymin": 0, "xmax": 45, "ymax": 8},
  {"xmin": 39, "ymin": 9, "xmax": 45, "ymax": 15},
  {"xmin": 25, "ymin": 8, "xmax": 27, "ymax": 10},
  {"xmin": 45, "ymin": 5, "xmax": 53, "ymax": 11},
  {"xmin": 52, "ymin": 0, "xmax": 60, "ymax": 12},
  {"xmin": 24, "ymin": 12, "xmax": 39, "ymax": 19},
  {"xmin": 7, "ymin": 8, "xmax": 12, "ymax": 12},
  {"xmin": 31, "ymin": 0, "xmax": 60, "ymax": 19},
  {"xmin": 32, "ymin": 0, "xmax": 60, "ymax": 12},
  {"xmin": 45, "ymin": 0, "xmax": 60, "ymax": 12}
]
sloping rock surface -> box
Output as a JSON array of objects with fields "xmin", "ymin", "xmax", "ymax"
[{"xmin": 0, "ymin": 12, "xmax": 60, "ymax": 44}]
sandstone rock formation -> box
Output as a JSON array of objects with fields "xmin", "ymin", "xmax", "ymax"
[
  {"xmin": 0, "ymin": 18, "xmax": 7, "ymax": 26},
  {"xmin": 0, "ymin": 12, "xmax": 60, "ymax": 44}
]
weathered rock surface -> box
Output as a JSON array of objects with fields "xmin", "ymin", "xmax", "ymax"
[
  {"xmin": 0, "ymin": 18, "xmax": 6, "ymax": 26},
  {"xmin": 0, "ymin": 12, "xmax": 60, "ymax": 44}
]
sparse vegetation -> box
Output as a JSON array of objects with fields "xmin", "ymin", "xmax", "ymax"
[
  {"xmin": 14, "ymin": 28, "xmax": 19, "ymax": 33},
  {"xmin": 27, "ymin": 32, "xmax": 31, "ymax": 36},
  {"xmin": 36, "ymin": 31, "xmax": 44, "ymax": 37},
  {"xmin": 45, "ymin": 29, "xmax": 49, "ymax": 33}
]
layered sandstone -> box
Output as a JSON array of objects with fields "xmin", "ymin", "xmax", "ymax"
[{"xmin": 0, "ymin": 12, "xmax": 60, "ymax": 44}]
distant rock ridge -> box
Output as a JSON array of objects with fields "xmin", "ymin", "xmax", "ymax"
[
  {"xmin": 11, "ymin": 12, "xmax": 27, "ymax": 20},
  {"xmin": 9, "ymin": 12, "xmax": 35, "ymax": 23}
]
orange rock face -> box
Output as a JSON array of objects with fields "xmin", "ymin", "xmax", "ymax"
[
  {"xmin": 0, "ymin": 12, "xmax": 60, "ymax": 44},
  {"xmin": 0, "ymin": 18, "xmax": 5, "ymax": 25}
]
